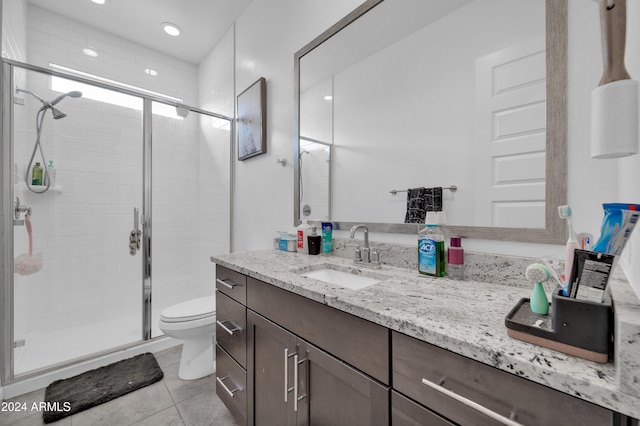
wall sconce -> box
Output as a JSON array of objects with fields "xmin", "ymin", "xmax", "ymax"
[{"xmin": 591, "ymin": 0, "xmax": 639, "ymax": 158}]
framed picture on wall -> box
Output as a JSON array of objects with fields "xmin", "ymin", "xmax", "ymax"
[{"xmin": 237, "ymin": 77, "xmax": 267, "ymax": 160}]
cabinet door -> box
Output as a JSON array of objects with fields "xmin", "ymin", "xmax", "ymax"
[
  {"xmin": 297, "ymin": 340, "xmax": 389, "ymax": 426},
  {"xmin": 247, "ymin": 310, "xmax": 298, "ymax": 426}
]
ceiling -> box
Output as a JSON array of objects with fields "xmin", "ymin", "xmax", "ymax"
[{"xmin": 27, "ymin": 0, "xmax": 254, "ymax": 65}]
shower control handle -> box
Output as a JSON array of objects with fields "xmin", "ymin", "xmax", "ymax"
[
  {"xmin": 129, "ymin": 207, "xmax": 141, "ymax": 256},
  {"xmin": 14, "ymin": 197, "xmax": 30, "ymax": 220}
]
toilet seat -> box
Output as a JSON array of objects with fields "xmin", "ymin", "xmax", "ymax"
[{"xmin": 160, "ymin": 296, "xmax": 216, "ymax": 323}]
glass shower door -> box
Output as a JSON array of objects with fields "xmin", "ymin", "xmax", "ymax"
[
  {"xmin": 11, "ymin": 68, "xmax": 145, "ymax": 375},
  {"xmin": 150, "ymin": 101, "xmax": 232, "ymax": 337}
]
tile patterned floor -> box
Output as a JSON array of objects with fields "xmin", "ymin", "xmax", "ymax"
[{"xmin": 1, "ymin": 346, "xmax": 240, "ymax": 426}]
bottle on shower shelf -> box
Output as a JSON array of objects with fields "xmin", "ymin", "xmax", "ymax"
[
  {"xmin": 31, "ymin": 162, "xmax": 43, "ymax": 186},
  {"xmin": 45, "ymin": 160, "xmax": 56, "ymax": 188}
]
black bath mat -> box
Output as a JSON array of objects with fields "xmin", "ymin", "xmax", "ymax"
[{"xmin": 43, "ymin": 352, "xmax": 164, "ymax": 423}]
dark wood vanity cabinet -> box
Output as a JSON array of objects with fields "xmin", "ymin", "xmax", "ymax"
[
  {"xmin": 215, "ymin": 266, "xmax": 389, "ymax": 426},
  {"xmin": 214, "ymin": 264, "xmax": 626, "ymax": 426}
]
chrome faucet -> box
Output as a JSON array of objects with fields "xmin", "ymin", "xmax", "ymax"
[{"xmin": 349, "ymin": 224, "xmax": 380, "ymax": 268}]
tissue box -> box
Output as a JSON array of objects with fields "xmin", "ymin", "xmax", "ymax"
[{"xmin": 275, "ymin": 235, "xmax": 296, "ymax": 252}]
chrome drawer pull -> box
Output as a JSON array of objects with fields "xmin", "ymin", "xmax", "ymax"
[
  {"xmin": 421, "ymin": 378, "xmax": 523, "ymax": 426},
  {"xmin": 216, "ymin": 278, "xmax": 237, "ymax": 289},
  {"xmin": 217, "ymin": 375, "xmax": 242, "ymax": 398},
  {"xmin": 216, "ymin": 320, "xmax": 241, "ymax": 335}
]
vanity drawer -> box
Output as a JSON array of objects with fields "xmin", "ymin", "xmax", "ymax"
[
  {"xmin": 216, "ymin": 265, "xmax": 247, "ymax": 305},
  {"xmin": 247, "ymin": 277, "xmax": 389, "ymax": 385},
  {"xmin": 392, "ymin": 332, "xmax": 613, "ymax": 426},
  {"xmin": 216, "ymin": 291, "xmax": 247, "ymax": 368},
  {"xmin": 216, "ymin": 344, "xmax": 247, "ymax": 426},
  {"xmin": 391, "ymin": 391, "xmax": 454, "ymax": 426}
]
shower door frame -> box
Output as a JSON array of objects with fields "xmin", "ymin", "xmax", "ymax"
[{"xmin": 0, "ymin": 59, "xmax": 235, "ymax": 385}]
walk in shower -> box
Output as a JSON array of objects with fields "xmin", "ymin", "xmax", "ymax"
[{"xmin": 1, "ymin": 60, "xmax": 232, "ymax": 384}]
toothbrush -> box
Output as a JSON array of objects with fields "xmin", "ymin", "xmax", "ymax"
[{"xmin": 558, "ymin": 205, "xmax": 580, "ymax": 296}]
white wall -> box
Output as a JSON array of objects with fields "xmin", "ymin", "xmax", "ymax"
[
  {"xmin": 198, "ymin": 25, "xmax": 234, "ymax": 267},
  {"xmin": 620, "ymin": 1, "xmax": 640, "ymax": 296},
  {"xmin": 1, "ymin": 0, "xmax": 26, "ymax": 62},
  {"xmin": 563, "ymin": 0, "xmax": 639, "ymax": 297},
  {"xmin": 232, "ymin": 0, "xmax": 363, "ymax": 252}
]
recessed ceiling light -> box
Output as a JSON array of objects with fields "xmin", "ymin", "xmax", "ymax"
[
  {"xmin": 145, "ymin": 68, "xmax": 158, "ymax": 77},
  {"xmin": 162, "ymin": 22, "xmax": 182, "ymax": 37},
  {"xmin": 83, "ymin": 48, "xmax": 98, "ymax": 57},
  {"xmin": 324, "ymin": 95, "xmax": 333, "ymax": 101},
  {"xmin": 91, "ymin": 0, "xmax": 106, "ymax": 4}
]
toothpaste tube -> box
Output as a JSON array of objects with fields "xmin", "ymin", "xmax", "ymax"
[{"xmin": 592, "ymin": 203, "xmax": 640, "ymax": 256}]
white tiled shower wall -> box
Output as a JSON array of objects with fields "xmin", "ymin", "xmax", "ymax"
[
  {"xmin": 9, "ymin": 3, "xmax": 231, "ymax": 357},
  {"xmin": 1, "ymin": 0, "xmax": 26, "ymax": 62}
]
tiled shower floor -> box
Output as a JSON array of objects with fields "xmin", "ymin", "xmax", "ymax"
[{"xmin": 1, "ymin": 346, "xmax": 239, "ymax": 426}]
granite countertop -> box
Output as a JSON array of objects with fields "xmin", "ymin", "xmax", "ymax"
[{"xmin": 210, "ymin": 248, "xmax": 640, "ymax": 418}]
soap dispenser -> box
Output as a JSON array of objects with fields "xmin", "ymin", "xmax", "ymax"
[{"xmin": 307, "ymin": 227, "xmax": 321, "ymax": 255}]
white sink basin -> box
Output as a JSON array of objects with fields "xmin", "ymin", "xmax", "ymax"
[{"xmin": 300, "ymin": 267, "xmax": 383, "ymax": 290}]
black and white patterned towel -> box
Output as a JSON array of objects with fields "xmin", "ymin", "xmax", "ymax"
[{"xmin": 404, "ymin": 187, "xmax": 442, "ymax": 223}]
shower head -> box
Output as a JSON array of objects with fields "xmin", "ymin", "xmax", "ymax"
[
  {"xmin": 299, "ymin": 150, "xmax": 310, "ymax": 159},
  {"xmin": 51, "ymin": 107, "xmax": 67, "ymax": 120},
  {"xmin": 51, "ymin": 91, "xmax": 83, "ymax": 106},
  {"xmin": 16, "ymin": 88, "xmax": 80, "ymax": 120}
]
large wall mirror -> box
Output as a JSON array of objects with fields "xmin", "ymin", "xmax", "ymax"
[{"xmin": 294, "ymin": 0, "xmax": 567, "ymax": 244}]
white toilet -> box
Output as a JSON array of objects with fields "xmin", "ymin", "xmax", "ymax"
[{"xmin": 159, "ymin": 295, "xmax": 216, "ymax": 380}]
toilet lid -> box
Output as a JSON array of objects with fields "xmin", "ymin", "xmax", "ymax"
[{"xmin": 160, "ymin": 296, "xmax": 216, "ymax": 322}]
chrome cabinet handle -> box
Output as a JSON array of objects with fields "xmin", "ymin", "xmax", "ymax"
[
  {"xmin": 294, "ymin": 354, "xmax": 299, "ymax": 412},
  {"xmin": 216, "ymin": 278, "xmax": 237, "ymax": 290},
  {"xmin": 421, "ymin": 378, "xmax": 523, "ymax": 426},
  {"xmin": 217, "ymin": 375, "xmax": 242, "ymax": 398},
  {"xmin": 294, "ymin": 353, "xmax": 308, "ymax": 412},
  {"xmin": 216, "ymin": 320, "xmax": 240, "ymax": 335},
  {"xmin": 284, "ymin": 348, "xmax": 296, "ymax": 402}
]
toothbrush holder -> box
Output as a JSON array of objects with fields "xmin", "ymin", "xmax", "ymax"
[{"xmin": 505, "ymin": 287, "xmax": 612, "ymax": 363}]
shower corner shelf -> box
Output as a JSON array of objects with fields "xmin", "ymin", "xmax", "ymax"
[{"xmin": 16, "ymin": 183, "xmax": 62, "ymax": 193}]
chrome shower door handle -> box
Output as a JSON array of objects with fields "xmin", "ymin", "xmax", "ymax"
[{"xmin": 129, "ymin": 207, "xmax": 141, "ymax": 255}]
